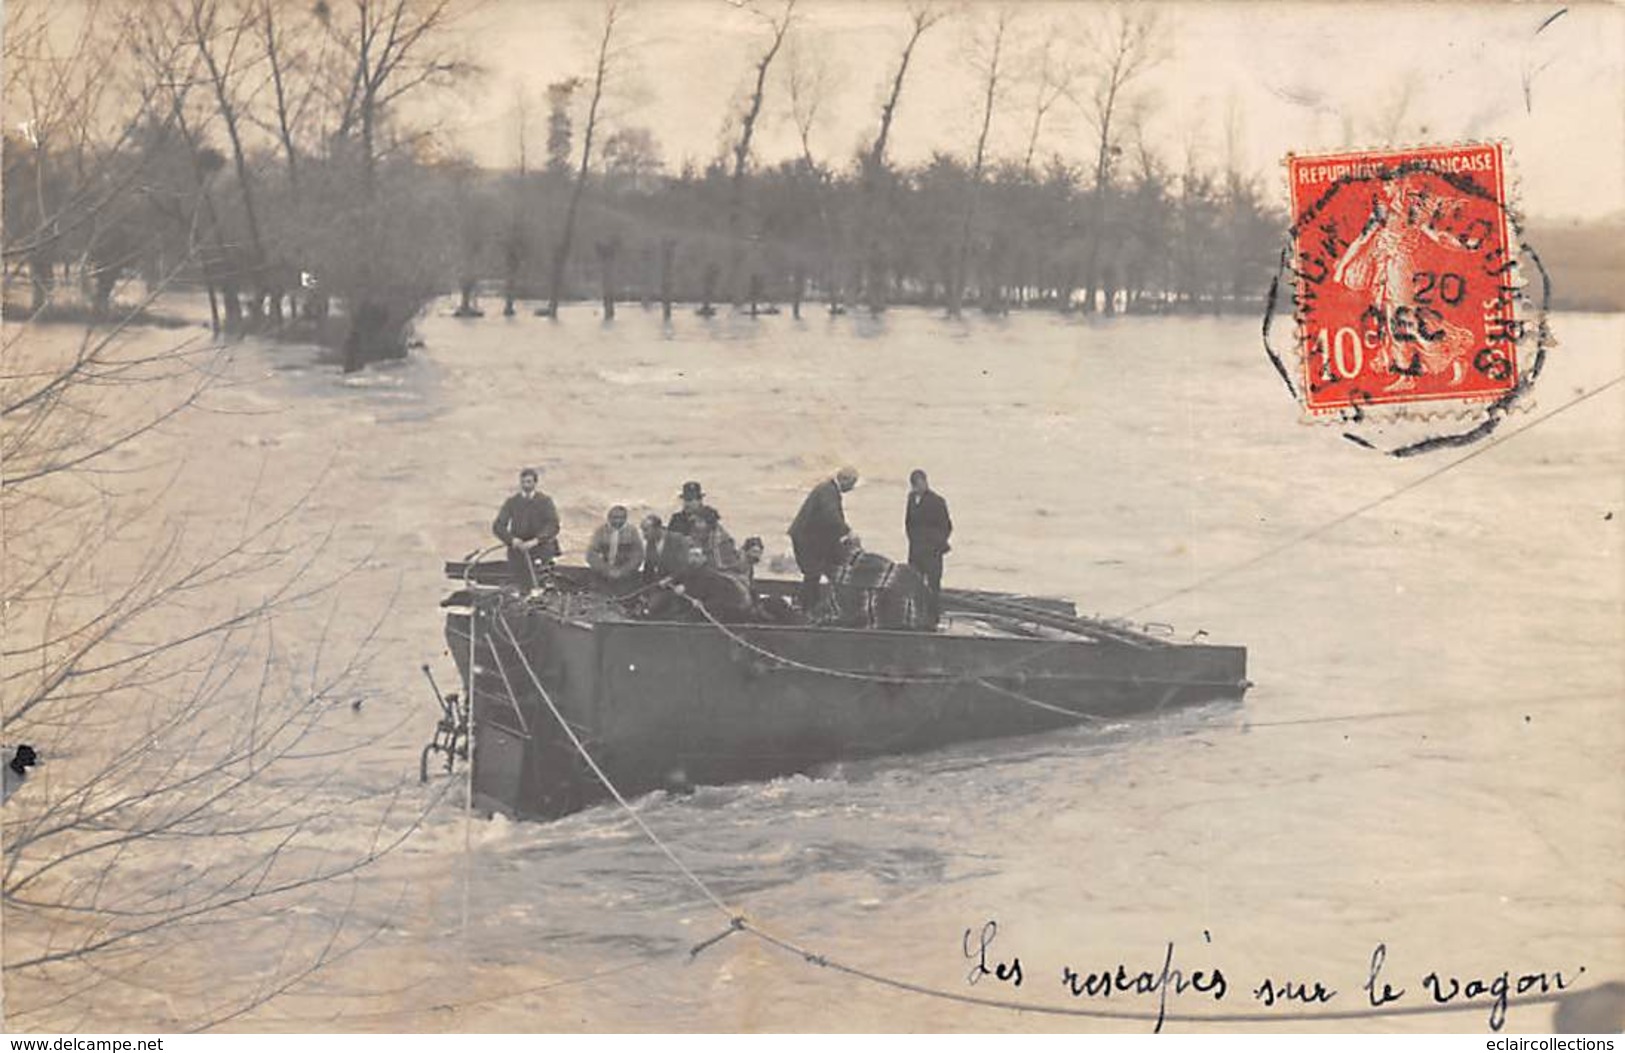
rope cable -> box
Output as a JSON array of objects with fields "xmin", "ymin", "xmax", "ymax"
[
  {"xmin": 675, "ymin": 590, "xmax": 962, "ymax": 684},
  {"xmin": 1122, "ymin": 372, "xmax": 1625, "ymax": 618},
  {"xmin": 934, "ymin": 370, "xmax": 1625, "ymax": 689},
  {"xmin": 433, "ymin": 375, "xmax": 1625, "ymax": 1027},
  {"xmin": 484, "ymin": 600, "xmax": 1599, "ymax": 1029},
  {"xmin": 492, "ymin": 609, "xmax": 739, "ymax": 923}
]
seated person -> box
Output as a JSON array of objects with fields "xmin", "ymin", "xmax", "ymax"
[
  {"xmin": 640, "ymin": 514, "xmax": 674, "ymax": 583},
  {"xmin": 739, "ymin": 536, "xmax": 800, "ymax": 625},
  {"xmin": 740, "ymin": 536, "xmax": 765, "ymax": 587},
  {"xmin": 638, "ymin": 521, "xmax": 695, "ymax": 618},
  {"xmin": 691, "ymin": 506, "xmax": 742, "ymax": 573},
  {"xmin": 817, "ymin": 535, "xmax": 936, "ymax": 632},
  {"xmin": 585, "ymin": 505, "xmax": 645, "ymax": 595},
  {"xmin": 642, "ymin": 533, "xmax": 756, "ymax": 623},
  {"xmin": 673, "ymin": 540, "xmax": 756, "ymax": 623}
]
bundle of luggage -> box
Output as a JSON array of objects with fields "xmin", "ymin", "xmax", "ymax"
[{"xmin": 815, "ymin": 546, "xmax": 936, "ymax": 632}]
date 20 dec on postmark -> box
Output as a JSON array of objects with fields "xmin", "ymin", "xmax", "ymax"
[{"xmin": 1264, "ymin": 142, "xmax": 1552, "ymax": 456}]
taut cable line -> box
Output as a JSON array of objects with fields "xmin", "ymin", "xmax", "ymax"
[
  {"xmin": 486, "ymin": 604, "xmax": 1605, "ymax": 1030},
  {"xmin": 1123, "ymin": 372, "xmax": 1625, "ymax": 618},
  {"xmin": 433, "ymin": 374, "xmax": 1623, "ymax": 1027},
  {"xmin": 956, "ymin": 369, "xmax": 1625, "ymax": 687}
]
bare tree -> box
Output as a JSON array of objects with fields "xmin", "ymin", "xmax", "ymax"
[
  {"xmin": 502, "ymin": 84, "xmax": 532, "ymax": 316},
  {"xmin": 1021, "ymin": 30, "xmax": 1077, "ymax": 177},
  {"xmin": 544, "ymin": 0, "xmax": 623, "ymax": 319},
  {"xmin": 723, "ymin": 0, "xmax": 797, "ymax": 309},
  {"xmin": 948, "ymin": 7, "xmax": 1011, "ymax": 319},
  {"xmin": 300, "ymin": 0, "xmax": 477, "ymax": 366},
  {"xmin": 124, "ymin": 6, "xmax": 250, "ymax": 331},
  {"xmin": 783, "ymin": 32, "xmax": 841, "ymax": 315},
  {"xmin": 0, "ymin": 210, "xmax": 434, "ymax": 1037},
  {"xmin": 2, "ymin": 7, "xmax": 439, "ymax": 1028},
  {"xmin": 253, "ymin": 0, "xmax": 334, "ymax": 192},
  {"xmin": 182, "ymin": 0, "xmax": 270, "ymax": 322},
  {"xmin": 2, "ymin": 0, "xmax": 141, "ymax": 313},
  {"xmin": 319, "ymin": 0, "xmax": 472, "ymax": 197},
  {"xmin": 861, "ymin": 2, "xmax": 946, "ymax": 314},
  {"xmin": 1069, "ymin": 4, "xmax": 1164, "ymax": 314}
]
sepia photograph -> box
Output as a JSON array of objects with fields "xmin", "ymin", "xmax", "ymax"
[{"xmin": 2, "ymin": 0, "xmax": 1622, "ymax": 1036}]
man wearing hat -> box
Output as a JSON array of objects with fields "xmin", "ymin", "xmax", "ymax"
[
  {"xmin": 492, "ymin": 466, "xmax": 561, "ymax": 591},
  {"xmin": 788, "ymin": 466, "xmax": 858, "ymax": 611},
  {"xmin": 667, "ymin": 480, "xmax": 718, "ymax": 538}
]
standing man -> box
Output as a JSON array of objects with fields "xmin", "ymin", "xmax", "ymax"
[
  {"xmin": 586, "ymin": 505, "xmax": 645, "ymax": 594},
  {"xmin": 492, "ymin": 466, "xmax": 560, "ymax": 592},
  {"xmin": 789, "ymin": 465, "xmax": 858, "ymax": 611},
  {"xmin": 904, "ymin": 469, "xmax": 952, "ymax": 606}
]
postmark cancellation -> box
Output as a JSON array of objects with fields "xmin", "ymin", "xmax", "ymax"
[{"xmin": 1267, "ymin": 142, "xmax": 1551, "ymax": 453}]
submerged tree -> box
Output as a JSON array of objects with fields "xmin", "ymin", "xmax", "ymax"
[
  {"xmin": 544, "ymin": 0, "xmax": 623, "ymax": 319},
  {"xmin": 1, "ymin": 285, "xmax": 442, "ymax": 1033},
  {"xmin": 781, "ymin": 32, "xmax": 841, "ymax": 314},
  {"xmin": 722, "ymin": 0, "xmax": 797, "ymax": 309},
  {"xmin": 860, "ymin": 2, "xmax": 947, "ymax": 314},
  {"xmin": 1020, "ymin": 26, "xmax": 1078, "ymax": 178},
  {"xmin": 313, "ymin": 0, "xmax": 475, "ymax": 365},
  {"xmin": 1070, "ymin": 5, "xmax": 1164, "ymax": 314},
  {"xmin": 948, "ymin": 7, "xmax": 1011, "ymax": 318},
  {"xmin": 1, "ymin": 0, "xmax": 140, "ymax": 316},
  {"xmin": 2, "ymin": 17, "xmax": 437, "ymax": 1031}
]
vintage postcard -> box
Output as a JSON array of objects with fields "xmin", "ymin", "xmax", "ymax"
[{"xmin": 3, "ymin": 0, "xmax": 1621, "ymax": 1037}]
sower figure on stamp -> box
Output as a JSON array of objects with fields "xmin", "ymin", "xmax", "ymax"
[
  {"xmin": 789, "ymin": 466, "xmax": 858, "ymax": 612},
  {"xmin": 905, "ymin": 468, "xmax": 952, "ymax": 625},
  {"xmin": 492, "ymin": 466, "xmax": 561, "ymax": 593}
]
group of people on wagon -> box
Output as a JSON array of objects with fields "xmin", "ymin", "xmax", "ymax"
[{"xmin": 491, "ymin": 465, "xmax": 953, "ymax": 632}]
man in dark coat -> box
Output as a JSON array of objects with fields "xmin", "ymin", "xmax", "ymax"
[
  {"xmin": 666, "ymin": 481, "xmax": 718, "ymax": 538},
  {"xmin": 492, "ymin": 466, "xmax": 561, "ymax": 591},
  {"xmin": 904, "ymin": 469, "xmax": 952, "ymax": 605},
  {"xmin": 788, "ymin": 466, "xmax": 857, "ymax": 611}
]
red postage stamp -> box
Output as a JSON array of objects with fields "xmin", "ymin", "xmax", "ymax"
[{"xmin": 1284, "ymin": 143, "xmax": 1524, "ymax": 417}]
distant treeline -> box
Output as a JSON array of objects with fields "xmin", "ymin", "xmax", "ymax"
[
  {"xmin": 437, "ymin": 152, "xmax": 1288, "ymax": 319},
  {"xmin": 2, "ymin": 128, "xmax": 1289, "ymax": 338},
  {"xmin": 5, "ymin": 1, "xmax": 1618, "ymax": 377}
]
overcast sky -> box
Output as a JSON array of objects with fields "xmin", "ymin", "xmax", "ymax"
[{"xmin": 430, "ymin": 1, "xmax": 1624, "ymax": 222}]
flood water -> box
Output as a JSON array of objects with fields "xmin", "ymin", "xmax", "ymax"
[{"xmin": 8, "ymin": 299, "xmax": 1623, "ymax": 1032}]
